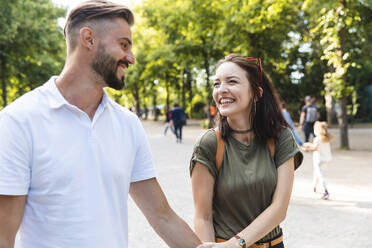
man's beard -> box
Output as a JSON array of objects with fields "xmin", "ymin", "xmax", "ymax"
[{"xmin": 92, "ymin": 44, "xmax": 126, "ymax": 90}]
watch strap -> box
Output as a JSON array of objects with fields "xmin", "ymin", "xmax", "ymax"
[{"xmin": 234, "ymin": 235, "xmax": 246, "ymax": 248}]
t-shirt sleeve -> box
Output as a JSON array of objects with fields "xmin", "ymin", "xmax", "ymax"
[
  {"xmin": 189, "ymin": 129, "xmax": 219, "ymax": 179},
  {"xmin": 301, "ymin": 105, "xmax": 307, "ymax": 113},
  {"xmin": 0, "ymin": 112, "xmax": 31, "ymax": 195},
  {"xmin": 274, "ymin": 127, "xmax": 303, "ymax": 170},
  {"xmin": 131, "ymin": 117, "xmax": 157, "ymax": 182}
]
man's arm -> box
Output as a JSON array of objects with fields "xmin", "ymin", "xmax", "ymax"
[
  {"xmin": 0, "ymin": 195, "xmax": 26, "ymax": 248},
  {"xmin": 130, "ymin": 178, "xmax": 201, "ymax": 248}
]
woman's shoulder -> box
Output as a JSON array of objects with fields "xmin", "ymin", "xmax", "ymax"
[
  {"xmin": 277, "ymin": 126, "xmax": 293, "ymax": 140},
  {"xmin": 195, "ymin": 128, "xmax": 218, "ymax": 148}
]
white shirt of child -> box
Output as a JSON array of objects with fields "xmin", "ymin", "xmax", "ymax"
[
  {"xmin": 313, "ymin": 136, "xmax": 332, "ymax": 163},
  {"xmin": 0, "ymin": 76, "xmax": 157, "ymax": 248}
]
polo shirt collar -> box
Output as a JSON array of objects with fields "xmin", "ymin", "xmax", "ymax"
[
  {"xmin": 46, "ymin": 76, "xmax": 69, "ymax": 109},
  {"xmin": 46, "ymin": 76, "xmax": 110, "ymax": 110}
]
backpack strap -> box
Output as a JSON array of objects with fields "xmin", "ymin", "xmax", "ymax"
[
  {"xmin": 267, "ymin": 138, "xmax": 275, "ymax": 158},
  {"xmin": 215, "ymin": 129, "xmax": 225, "ymax": 172}
]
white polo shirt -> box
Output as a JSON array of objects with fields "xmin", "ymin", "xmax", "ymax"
[{"xmin": 0, "ymin": 76, "xmax": 157, "ymax": 248}]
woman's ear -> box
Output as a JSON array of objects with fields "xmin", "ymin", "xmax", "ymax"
[{"xmin": 257, "ymin": 87, "xmax": 263, "ymax": 100}]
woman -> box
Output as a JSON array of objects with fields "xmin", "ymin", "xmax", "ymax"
[{"xmin": 190, "ymin": 54, "xmax": 303, "ymax": 248}]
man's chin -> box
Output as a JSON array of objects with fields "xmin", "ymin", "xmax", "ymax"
[{"xmin": 106, "ymin": 77, "xmax": 125, "ymax": 90}]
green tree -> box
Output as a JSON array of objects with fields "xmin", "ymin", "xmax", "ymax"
[
  {"xmin": 0, "ymin": 0, "xmax": 66, "ymax": 108},
  {"xmin": 302, "ymin": 0, "xmax": 372, "ymax": 149}
]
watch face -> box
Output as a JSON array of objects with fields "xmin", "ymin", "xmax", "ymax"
[{"xmin": 239, "ymin": 239, "xmax": 246, "ymax": 246}]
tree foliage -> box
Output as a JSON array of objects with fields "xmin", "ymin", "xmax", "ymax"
[
  {"xmin": 0, "ymin": 0, "xmax": 66, "ymax": 108},
  {"xmin": 2, "ymin": 0, "xmax": 372, "ymax": 149}
]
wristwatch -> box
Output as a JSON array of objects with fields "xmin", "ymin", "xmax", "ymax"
[{"xmin": 234, "ymin": 235, "xmax": 246, "ymax": 248}]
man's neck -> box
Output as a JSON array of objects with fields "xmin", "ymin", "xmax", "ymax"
[{"xmin": 56, "ymin": 63, "xmax": 104, "ymax": 120}]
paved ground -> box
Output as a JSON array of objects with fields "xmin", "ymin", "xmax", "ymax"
[{"xmin": 128, "ymin": 120, "xmax": 372, "ymax": 248}]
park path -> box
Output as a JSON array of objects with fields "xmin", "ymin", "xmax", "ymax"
[{"xmin": 128, "ymin": 120, "xmax": 372, "ymax": 248}]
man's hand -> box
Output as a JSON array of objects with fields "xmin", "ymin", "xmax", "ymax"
[
  {"xmin": 196, "ymin": 242, "xmax": 236, "ymax": 248},
  {"xmin": 130, "ymin": 178, "xmax": 201, "ymax": 248},
  {"xmin": 196, "ymin": 242, "xmax": 217, "ymax": 248}
]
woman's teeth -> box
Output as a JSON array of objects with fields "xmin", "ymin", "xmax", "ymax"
[{"xmin": 220, "ymin": 99, "xmax": 234, "ymax": 104}]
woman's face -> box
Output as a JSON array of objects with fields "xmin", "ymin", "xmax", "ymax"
[{"xmin": 212, "ymin": 62, "xmax": 253, "ymax": 118}]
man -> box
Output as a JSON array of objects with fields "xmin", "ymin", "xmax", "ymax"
[
  {"xmin": 0, "ymin": 1, "xmax": 201, "ymax": 247},
  {"xmin": 299, "ymin": 95, "xmax": 320, "ymax": 142},
  {"xmin": 170, "ymin": 103, "xmax": 186, "ymax": 143}
]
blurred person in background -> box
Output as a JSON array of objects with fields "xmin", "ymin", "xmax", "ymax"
[{"xmin": 299, "ymin": 95, "xmax": 320, "ymax": 142}]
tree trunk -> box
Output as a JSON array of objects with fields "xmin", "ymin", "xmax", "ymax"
[
  {"xmin": 337, "ymin": 97, "xmax": 349, "ymax": 149},
  {"xmin": 181, "ymin": 68, "xmax": 186, "ymax": 110},
  {"xmin": 325, "ymin": 91, "xmax": 333, "ymax": 125},
  {"xmin": 336, "ymin": 0, "xmax": 349, "ymax": 149},
  {"xmin": 201, "ymin": 37, "xmax": 212, "ymax": 127},
  {"xmin": 187, "ymin": 69, "xmax": 193, "ymax": 118},
  {"xmin": 133, "ymin": 84, "xmax": 141, "ymax": 117},
  {"xmin": 152, "ymin": 84, "xmax": 158, "ymax": 121},
  {"xmin": 201, "ymin": 39, "xmax": 211, "ymax": 105},
  {"xmin": 1, "ymin": 57, "xmax": 7, "ymax": 107},
  {"xmin": 165, "ymin": 72, "xmax": 170, "ymax": 110}
]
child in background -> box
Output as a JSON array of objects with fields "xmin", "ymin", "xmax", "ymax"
[{"xmin": 302, "ymin": 121, "xmax": 333, "ymax": 200}]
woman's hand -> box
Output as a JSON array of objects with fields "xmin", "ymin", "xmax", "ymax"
[
  {"xmin": 196, "ymin": 242, "xmax": 220, "ymax": 248},
  {"xmin": 197, "ymin": 241, "xmax": 238, "ymax": 248}
]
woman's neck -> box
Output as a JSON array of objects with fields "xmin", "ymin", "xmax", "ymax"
[{"xmin": 227, "ymin": 116, "xmax": 254, "ymax": 146}]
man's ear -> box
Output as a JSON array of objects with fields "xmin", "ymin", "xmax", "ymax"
[{"xmin": 79, "ymin": 27, "xmax": 96, "ymax": 50}]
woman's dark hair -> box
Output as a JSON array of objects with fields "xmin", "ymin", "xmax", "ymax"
[{"xmin": 215, "ymin": 54, "xmax": 288, "ymax": 141}]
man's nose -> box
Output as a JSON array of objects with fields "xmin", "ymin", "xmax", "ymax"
[{"xmin": 126, "ymin": 51, "xmax": 135, "ymax": 65}]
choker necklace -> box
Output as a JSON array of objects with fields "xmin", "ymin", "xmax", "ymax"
[{"xmin": 230, "ymin": 127, "xmax": 253, "ymax": 134}]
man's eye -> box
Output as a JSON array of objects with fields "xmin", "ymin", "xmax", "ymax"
[
  {"xmin": 213, "ymin": 82, "xmax": 220, "ymax": 87},
  {"xmin": 121, "ymin": 43, "xmax": 128, "ymax": 49},
  {"xmin": 229, "ymin": 80, "xmax": 237, "ymax": 83}
]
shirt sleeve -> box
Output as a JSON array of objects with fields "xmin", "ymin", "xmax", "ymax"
[
  {"xmin": 274, "ymin": 127, "xmax": 303, "ymax": 170},
  {"xmin": 301, "ymin": 105, "xmax": 307, "ymax": 113},
  {"xmin": 0, "ymin": 112, "xmax": 32, "ymax": 195},
  {"xmin": 189, "ymin": 129, "xmax": 219, "ymax": 179},
  {"xmin": 131, "ymin": 117, "xmax": 157, "ymax": 182}
]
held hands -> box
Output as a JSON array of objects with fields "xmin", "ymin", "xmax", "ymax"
[
  {"xmin": 196, "ymin": 241, "xmax": 238, "ymax": 248},
  {"xmin": 196, "ymin": 242, "xmax": 220, "ymax": 248},
  {"xmin": 301, "ymin": 142, "xmax": 314, "ymax": 152}
]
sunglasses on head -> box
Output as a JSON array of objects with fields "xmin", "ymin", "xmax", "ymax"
[{"xmin": 245, "ymin": 57, "xmax": 262, "ymax": 82}]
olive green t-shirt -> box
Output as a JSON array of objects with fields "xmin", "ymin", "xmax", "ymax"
[{"xmin": 190, "ymin": 127, "xmax": 303, "ymax": 242}]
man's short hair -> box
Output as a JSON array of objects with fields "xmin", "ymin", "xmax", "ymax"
[{"xmin": 64, "ymin": 0, "xmax": 134, "ymax": 51}]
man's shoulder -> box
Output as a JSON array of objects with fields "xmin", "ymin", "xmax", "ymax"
[
  {"xmin": 107, "ymin": 98, "xmax": 140, "ymax": 123},
  {"xmin": 1, "ymin": 85, "xmax": 47, "ymax": 122}
]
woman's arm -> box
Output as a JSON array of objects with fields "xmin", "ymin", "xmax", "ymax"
[
  {"xmin": 219, "ymin": 157, "xmax": 295, "ymax": 248},
  {"xmin": 191, "ymin": 162, "xmax": 216, "ymax": 242}
]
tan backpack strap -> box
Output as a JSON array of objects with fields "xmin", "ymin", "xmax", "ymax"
[
  {"xmin": 215, "ymin": 129, "xmax": 225, "ymax": 172},
  {"xmin": 267, "ymin": 138, "xmax": 275, "ymax": 158}
]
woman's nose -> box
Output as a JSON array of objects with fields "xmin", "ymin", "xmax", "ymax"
[{"xmin": 218, "ymin": 82, "xmax": 228, "ymax": 93}]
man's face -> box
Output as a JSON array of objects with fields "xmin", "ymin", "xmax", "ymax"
[{"xmin": 91, "ymin": 18, "xmax": 135, "ymax": 90}]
